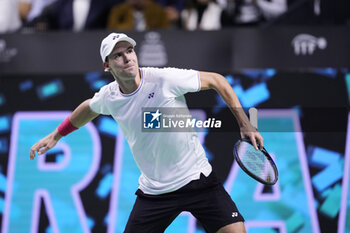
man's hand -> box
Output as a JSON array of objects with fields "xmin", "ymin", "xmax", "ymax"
[
  {"xmin": 30, "ymin": 129, "xmax": 62, "ymax": 160},
  {"xmin": 240, "ymin": 124, "xmax": 264, "ymax": 151}
]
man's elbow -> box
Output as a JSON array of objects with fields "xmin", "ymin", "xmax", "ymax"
[
  {"xmin": 209, "ymin": 73, "xmax": 226, "ymax": 90},
  {"xmin": 200, "ymin": 72, "xmax": 226, "ymax": 90}
]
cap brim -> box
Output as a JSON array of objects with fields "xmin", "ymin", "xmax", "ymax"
[
  {"xmin": 121, "ymin": 37, "xmax": 136, "ymax": 47},
  {"xmin": 104, "ymin": 37, "xmax": 136, "ymax": 62}
]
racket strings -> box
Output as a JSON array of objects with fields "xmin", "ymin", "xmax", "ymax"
[{"xmin": 236, "ymin": 142, "xmax": 276, "ymax": 182}]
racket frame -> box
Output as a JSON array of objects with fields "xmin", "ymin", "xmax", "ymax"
[{"xmin": 234, "ymin": 138, "xmax": 278, "ymax": 185}]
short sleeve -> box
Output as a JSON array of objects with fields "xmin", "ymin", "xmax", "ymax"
[
  {"xmin": 161, "ymin": 68, "xmax": 200, "ymax": 97},
  {"xmin": 89, "ymin": 85, "xmax": 110, "ymax": 115}
]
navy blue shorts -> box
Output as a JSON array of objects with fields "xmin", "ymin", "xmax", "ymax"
[{"xmin": 124, "ymin": 172, "xmax": 245, "ymax": 233}]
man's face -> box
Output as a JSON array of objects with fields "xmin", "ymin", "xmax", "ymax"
[{"xmin": 105, "ymin": 41, "xmax": 139, "ymax": 80}]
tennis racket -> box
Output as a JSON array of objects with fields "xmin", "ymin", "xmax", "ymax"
[{"xmin": 233, "ymin": 108, "xmax": 278, "ymax": 185}]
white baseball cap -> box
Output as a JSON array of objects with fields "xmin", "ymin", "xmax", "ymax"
[{"xmin": 100, "ymin": 33, "xmax": 136, "ymax": 62}]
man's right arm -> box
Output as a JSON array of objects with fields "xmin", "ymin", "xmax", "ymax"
[
  {"xmin": 69, "ymin": 99, "xmax": 99, "ymax": 127},
  {"xmin": 29, "ymin": 99, "xmax": 99, "ymax": 160}
]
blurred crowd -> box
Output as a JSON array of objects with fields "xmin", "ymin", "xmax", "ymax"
[{"xmin": 0, "ymin": 0, "xmax": 349, "ymax": 33}]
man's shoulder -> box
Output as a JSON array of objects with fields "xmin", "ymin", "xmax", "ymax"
[
  {"xmin": 141, "ymin": 67, "xmax": 166, "ymax": 73},
  {"xmin": 141, "ymin": 67, "xmax": 182, "ymax": 72},
  {"xmin": 141, "ymin": 67, "xmax": 190, "ymax": 77},
  {"xmin": 141, "ymin": 67, "xmax": 165, "ymax": 79}
]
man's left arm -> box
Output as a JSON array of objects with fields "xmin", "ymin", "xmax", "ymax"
[{"xmin": 199, "ymin": 71, "xmax": 263, "ymax": 150}]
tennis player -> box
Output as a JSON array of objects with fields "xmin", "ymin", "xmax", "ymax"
[{"xmin": 30, "ymin": 33, "xmax": 263, "ymax": 233}]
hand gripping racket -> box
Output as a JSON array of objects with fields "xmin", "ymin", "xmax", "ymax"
[{"xmin": 233, "ymin": 108, "xmax": 278, "ymax": 185}]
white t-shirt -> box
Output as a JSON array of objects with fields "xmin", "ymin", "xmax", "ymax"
[{"xmin": 90, "ymin": 67, "xmax": 212, "ymax": 194}]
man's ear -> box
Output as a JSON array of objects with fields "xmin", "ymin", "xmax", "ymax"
[{"xmin": 103, "ymin": 62, "xmax": 110, "ymax": 72}]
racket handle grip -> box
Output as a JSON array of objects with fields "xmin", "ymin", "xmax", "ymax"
[{"xmin": 249, "ymin": 107, "xmax": 258, "ymax": 129}]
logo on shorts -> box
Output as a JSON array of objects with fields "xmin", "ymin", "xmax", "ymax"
[
  {"xmin": 143, "ymin": 109, "xmax": 162, "ymax": 129},
  {"xmin": 232, "ymin": 212, "xmax": 238, "ymax": 218}
]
